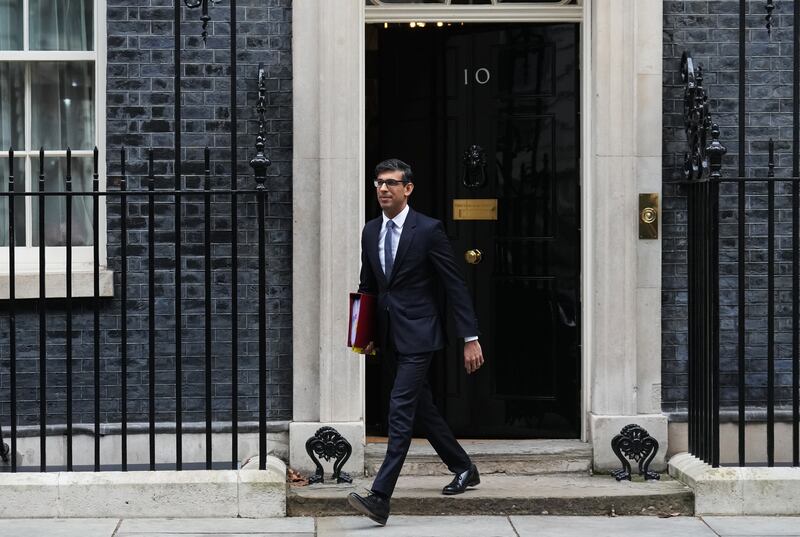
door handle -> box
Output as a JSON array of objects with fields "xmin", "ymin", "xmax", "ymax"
[{"xmin": 464, "ymin": 249, "xmax": 483, "ymax": 265}]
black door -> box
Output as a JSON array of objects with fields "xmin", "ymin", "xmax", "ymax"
[{"xmin": 365, "ymin": 23, "xmax": 580, "ymax": 439}]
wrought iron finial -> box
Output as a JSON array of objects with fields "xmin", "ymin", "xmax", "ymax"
[
  {"xmin": 148, "ymin": 147, "xmax": 155, "ymax": 189},
  {"xmin": 305, "ymin": 426, "xmax": 353, "ymax": 484},
  {"xmin": 706, "ymin": 124, "xmax": 727, "ymax": 180},
  {"xmin": 682, "ymin": 52, "xmax": 726, "ymax": 183},
  {"xmin": 462, "ymin": 144, "xmax": 487, "ymax": 188},
  {"xmin": 184, "ymin": 0, "xmax": 221, "ymax": 42},
  {"xmin": 611, "ymin": 424, "xmax": 661, "ymax": 481},
  {"xmin": 7, "ymin": 147, "xmax": 13, "ymax": 191},
  {"xmin": 67, "ymin": 147, "xmax": 73, "ymax": 191},
  {"xmin": 250, "ymin": 63, "xmax": 272, "ymax": 189},
  {"xmin": 767, "ymin": 138, "xmax": 775, "ymax": 178},
  {"xmin": 119, "ymin": 146, "xmax": 126, "ymax": 190},
  {"xmin": 766, "ymin": 0, "xmax": 776, "ymax": 35},
  {"xmin": 38, "ymin": 147, "xmax": 45, "ymax": 191}
]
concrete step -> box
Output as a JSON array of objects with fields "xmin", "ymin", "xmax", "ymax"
[
  {"xmin": 287, "ymin": 473, "xmax": 694, "ymax": 517},
  {"xmin": 365, "ymin": 439, "xmax": 593, "ymax": 476}
]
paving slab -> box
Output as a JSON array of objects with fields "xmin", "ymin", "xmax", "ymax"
[
  {"xmin": 289, "ymin": 473, "xmax": 693, "ymax": 517},
  {"xmin": 702, "ymin": 516, "xmax": 800, "ymax": 536},
  {"xmin": 58, "ymin": 469, "xmax": 240, "ymax": 518},
  {"xmin": 119, "ymin": 534, "xmax": 312, "ymax": 537},
  {"xmin": 316, "ymin": 515, "xmax": 516, "ymax": 537},
  {"xmin": 510, "ymin": 516, "xmax": 718, "ymax": 537},
  {"xmin": 0, "ymin": 518, "xmax": 120, "ymax": 537},
  {"xmin": 117, "ymin": 517, "xmax": 315, "ymax": 534}
]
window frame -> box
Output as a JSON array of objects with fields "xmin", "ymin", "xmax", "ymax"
[{"xmin": 0, "ymin": 0, "xmax": 107, "ymax": 276}]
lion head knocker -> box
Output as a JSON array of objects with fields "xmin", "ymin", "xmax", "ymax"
[{"xmin": 462, "ymin": 144, "xmax": 488, "ymax": 188}]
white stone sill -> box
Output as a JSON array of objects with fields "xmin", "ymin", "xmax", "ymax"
[
  {"xmin": 0, "ymin": 456, "xmax": 286, "ymax": 518},
  {"xmin": 0, "ymin": 269, "xmax": 114, "ymax": 299},
  {"xmin": 669, "ymin": 451, "xmax": 800, "ymax": 515}
]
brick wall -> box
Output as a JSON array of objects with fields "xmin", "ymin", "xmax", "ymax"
[
  {"xmin": 0, "ymin": 0, "xmax": 292, "ymax": 427},
  {"xmin": 663, "ymin": 0, "xmax": 798, "ymax": 413}
]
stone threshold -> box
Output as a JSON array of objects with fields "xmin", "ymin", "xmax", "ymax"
[
  {"xmin": 365, "ymin": 439, "xmax": 593, "ymax": 476},
  {"xmin": 288, "ymin": 473, "xmax": 693, "ymax": 517},
  {"xmin": 669, "ymin": 452, "xmax": 800, "ymax": 515},
  {"xmin": 0, "ymin": 456, "xmax": 286, "ymax": 518}
]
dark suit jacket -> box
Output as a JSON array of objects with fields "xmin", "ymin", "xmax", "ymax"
[{"xmin": 358, "ymin": 207, "xmax": 480, "ymax": 355}]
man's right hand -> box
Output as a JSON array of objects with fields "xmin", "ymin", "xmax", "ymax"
[{"xmin": 364, "ymin": 341, "xmax": 377, "ymax": 355}]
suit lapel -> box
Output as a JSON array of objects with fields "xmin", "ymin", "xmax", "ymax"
[
  {"xmin": 389, "ymin": 208, "xmax": 417, "ymax": 285},
  {"xmin": 367, "ymin": 218, "xmax": 387, "ymax": 287}
]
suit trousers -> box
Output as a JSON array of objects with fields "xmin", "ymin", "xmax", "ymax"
[{"xmin": 371, "ymin": 349, "xmax": 472, "ymax": 498}]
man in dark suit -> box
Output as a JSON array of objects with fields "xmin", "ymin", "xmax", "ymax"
[{"xmin": 347, "ymin": 159, "xmax": 484, "ymax": 526}]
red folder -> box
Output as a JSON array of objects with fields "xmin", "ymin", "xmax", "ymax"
[{"xmin": 348, "ymin": 292, "xmax": 377, "ymax": 355}]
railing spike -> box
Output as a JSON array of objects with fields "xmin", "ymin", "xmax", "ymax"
[
  {"xmin": 250, "ymin": 63, "xmax": 272, "ymax": 189},
  {"xmin": 766, "ymin": 0, "xmax": 776, "ymax": 35}
]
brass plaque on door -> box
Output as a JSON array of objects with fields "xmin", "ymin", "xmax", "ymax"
[{"xmin": 453, "ymin": 199, "xmax": 498, "ymax": 221}]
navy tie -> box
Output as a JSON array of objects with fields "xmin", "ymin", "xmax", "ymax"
[{"xmin": 384, "ymin": 220, "xmax": 395, "ymax": 278}]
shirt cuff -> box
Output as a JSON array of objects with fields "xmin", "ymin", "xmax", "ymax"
[{"xmin": 464, "ymin": 336, "xmax": 479, "ymax": 343}]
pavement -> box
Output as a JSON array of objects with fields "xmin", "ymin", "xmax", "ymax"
[{"xmin": 1, "ymin": 516, "xmax": 800, "ymax": 537}]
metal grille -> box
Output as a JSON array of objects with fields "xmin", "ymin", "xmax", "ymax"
[
  {"xmin": 684, "ymin": 0, "xmax": 800, "ymax": 468},
  {"xmin": 0, "ymin": 0, "xmax": 273, "ymax": 473}
]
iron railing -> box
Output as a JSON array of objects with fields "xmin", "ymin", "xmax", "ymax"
[
  {"xmin": 0, "ymin": 0, "xmax": 274, "ymax": 472},
  {"xmin": 1, "ymin": 138, "xmax": 271, "ymax": 473},
  {"xmin": 684, "ymin": 0, "xmax": 800, "ymax": 468},
  {"xmin": 1, "ymin": 140, "xmax": 271, "ymax": 473}
]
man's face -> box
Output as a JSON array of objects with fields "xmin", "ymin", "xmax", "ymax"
[{"xmin": 376, "ymin": 169, "xmax": 414, "ymax": 217}]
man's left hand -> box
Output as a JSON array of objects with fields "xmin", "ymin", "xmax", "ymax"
[{"xmin": 464, "ymin": 340, "xmax": 484, "ymax": 374}]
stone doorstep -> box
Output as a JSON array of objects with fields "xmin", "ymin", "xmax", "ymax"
[
  {"xmin": 364, "ymin": 439, "xmax": 593, "ymax": 476},
  {"xmin": 287, "ymin": 473, "xmax": 694, "ymax": 517},
  {"xmin": 0, "ymin": 456, "xmax": 287, "ymax": 519},
  {"xmin": 669, "ymin": 452, "xmax": 800, "ymax": 516}
]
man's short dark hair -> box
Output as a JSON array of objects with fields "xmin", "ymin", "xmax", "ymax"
[{"xmin": 374, "ymin": 158, "xmax": 413, "ymax": 183}]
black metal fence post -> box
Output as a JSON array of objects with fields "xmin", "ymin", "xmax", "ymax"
[
  {"xmin": 767, "ymin": 139, "xmax": 776, "ymax": 467},
  {"xmin": 230, "ymin": 0, "xmax": 240, "ymax": 471},
  {"xmin": 66, "ymin": 148, "xmax": 74, "ymax": 471},
  {"xmin": 7, "ymin": 150, "xmax": 17, "ymax": 472},
  {"xmin": 683, "ymin": 52, "xmax": 727, "ymax": 467},
  {"xmin": 38, "ymin": 148, "xmax": 46, "ymax": 472},
  {"xmin": 120, "ymin": 147, "xmax": 128, "ymax": 471},
  {"xmin": 174, "ymin": 0, "xmax": 184, "ymax": 472},
  {"xmin": 708, "ymin": 125, "xmax": 724, "ymax": 468},
  {"xmin": 250, "ymin": 64, "xmax": 271, "ymax": 470},
  {"xmin": 204, "ymin": 146, "xmax": 212, "ymax": 470},
  {"xmin": 793, "ymin": 0, "xmax": 800, "ymax": 469},
  {"xmin": 738, "ymin": 0, "xmax": 748, "ymax": 468},
  {"xmin": 148, "ymin": 149, "xmax": 156, "ymax": 471},
  {"xmin": 93, "ymin": 147, "xmax": 101, "ymax": 472}
]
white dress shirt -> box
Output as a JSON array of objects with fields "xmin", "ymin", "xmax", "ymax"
[{"xmin": 379, "ymin": 205, "xmax": 478, "ymax": 343}]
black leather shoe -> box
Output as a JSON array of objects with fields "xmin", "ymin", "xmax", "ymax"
[
  {"xmin": 347, "ymin": 491, "xmax": 390, "ymax": 525},
  {"xmin": 442, "ymin": 464, "xmax": 480, "ymax": 495}
]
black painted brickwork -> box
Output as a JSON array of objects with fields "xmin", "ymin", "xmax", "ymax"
[
  {"xmin": 0, "ymin": 0, "xmax": 293, "ymax": 427},
  {"xmin": 663, "ymin": 0, "xmax": 799, "ymax": 413}
]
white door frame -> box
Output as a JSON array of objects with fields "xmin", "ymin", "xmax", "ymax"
[{"xmin": 290, "ymin": 0, "xmax": 665, "ymax": 475}]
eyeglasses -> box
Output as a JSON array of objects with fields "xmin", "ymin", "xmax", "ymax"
[{"xmin": 373, "ymin": 179, "xmax": 408, "ymax": 188}]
